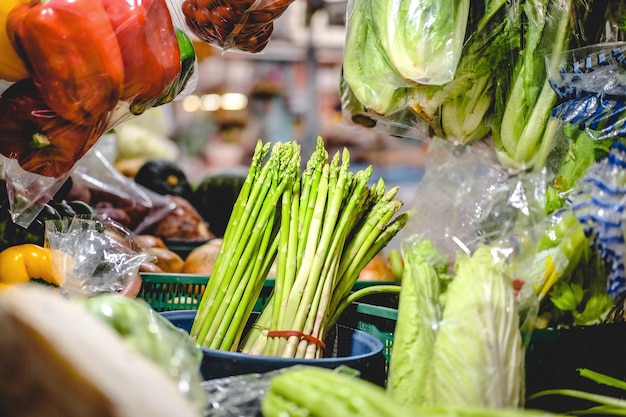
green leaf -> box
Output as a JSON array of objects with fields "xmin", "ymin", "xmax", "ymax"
[
  {"xmin": 572, "ymin": 293, "xmax": 614, "ymax": 326},
  {"xmin": 549, "ymin": 281, "xmax": 584, "ymax": 311},
  {"xmin": 546, "ymin": 126, "xmax": 615, "ymax": 213},
  {"xmin": 530, "ymin": 389, "xmax": 626, "ymax": 411},
  {"xmin": 578, "ymin": 369, "xmax": 626, "ymax": 392}
]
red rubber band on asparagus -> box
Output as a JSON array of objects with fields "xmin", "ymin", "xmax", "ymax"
[{"xmin": 266, "ymin": 330, "xmax": 326, "ymax": 349}]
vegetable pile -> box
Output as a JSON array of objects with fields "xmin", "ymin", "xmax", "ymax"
[
  {"xmin": 191, "ymin": 137, "xmax": 408, "ymax": 358},
  {"xmin": 341, "ymin": 0, "xmax": 625, "ymax": 171}
]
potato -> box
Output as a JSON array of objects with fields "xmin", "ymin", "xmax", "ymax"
[
  {"xmin": 182, "ymin": 239, "xmax": 222, "ymax": 275},
  {"xmin": 143, "ymin": 247, "xmax": 184, "ymax": 274}
]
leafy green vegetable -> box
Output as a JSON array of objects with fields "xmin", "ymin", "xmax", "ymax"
[
  {"xmin": 426, "ymin": 245, "xmax": 523, "ymax": 408},
  {"xmin": 438, "ymin": 0, "xmax": 518, "ymax": 144},
  {"xmin": 492, "ymin": 0, "xmax": 576, "ymax": 170},
  {"xmin": 387, "ymin": 239, "xmax": 449, "ymax": 406},
  {"xmin": 76, "ymin": 294, "xmax": 206, "ymax": 411},
  {"xmin": 531, "ymin": 368, "xmax": 626, "ymax": 415},
  {"xmin": 389, "ymin": 240, "xmax": 524, "ymax": 408},
  {"xmin": 545, "ymin": 124, "xmax": 616, "ymax": 214},
  {"xmin": 372, "ymin": 0, "xmax": 470, "ymax": 86},
  {"xmin": 543, "ymin": 248, "xmax": 613, "ymax": 327},
  {"xmin": 264, "ymin": 366, "xmax": 561, "ymax": 417},
  {"xmin": 342, "ymin": 0, "xmax": 410, "ymax": 116},
  {"xmin": 528, "ymin": 207, "xmax": 613, "ymax": 327}
]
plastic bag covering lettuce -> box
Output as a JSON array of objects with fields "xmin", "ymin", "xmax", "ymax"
[
  {"xmin": 387, "ymin": 239, "xmax": 449, "ymax": 407},
  {"xmin": 387, "ymin": 138, "xmax": 547, "ymax": 408},
  {"xmin": 429, "ymin": 245, "xmax": 523, "ymax": 407},
  {"xmin": 342, "ymin": 0, "xmax": 410, "ymax": 117},
  {"xmin": 491, "ymin": 0, "xmax": 610, "ymax": 171},
  {"xmin": 76, "ymin": 294, "xmax": 206, "ymax": 413},
  {"xmin": 373, "ymin": 0, "xmax": 470, "ymax": 86},
  {"xmin": 389, "ymin": 240, "xmax": 525, "ymax": 408}
]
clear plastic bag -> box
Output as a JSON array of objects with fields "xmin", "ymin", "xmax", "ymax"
[
  {"xmin": 71, "ymin": 147, "xmax": 177, "ymax": 233},
  {"xmin": 76, "ymin": 293, "xmax": 207, "ymax": 414},
  {"xmin": 45, "ymin": 216, "xmax": 154, "ymax": 298},
  {"xmin": 0, "ymin": 0, "xmax": 198, "ymax": 226},
  {"xmin": 339, "ymin": 0, "xmax": 500, "ymax": 143},
  {"xmin": 387, "ymin": 138, "xmax": 548, "ymax": 408},
  {"xmin": 180, "ymin": 0, "xmax": 295, "ymax": 53},
  {"xmin": 548, "ymin": 42, "xmax": 626, "ymax": 141}
]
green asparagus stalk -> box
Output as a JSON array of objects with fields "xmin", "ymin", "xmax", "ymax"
[
  {"xmin": 279, "ymin": 162, "xmax": 330, "ymax": 358},
  {"xmin": 217, "ymin": 208, "xmax": 278, "ymax": 350},
  {"xmin": 191, "ymin": 141, "xmax": 270, "ymax": 335},
  {"xmin": 289, "ymin": 150, "xmax": 350, "ymax": 358},
  {"xmin": 192, "ymin": 137, "xmax": 408, "ymax": 358},
  {"xmin": 192, "ymin": 143, "xmax": 295, "ymax": 347}
]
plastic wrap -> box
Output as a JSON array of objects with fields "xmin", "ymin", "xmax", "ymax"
[
  {"xmin": 0, "ymin": 0, "xmax": 198, "ymax": 227},
  {"xmin": 340, "ymin": 1, "xmax": 625, "ymax": 172},
  {"xmin": 388, "ymin": 138, "xmax": 547, "ymax": 408},
  {"xmin": 71, "ymin": 147, "xmax": 177, "ymax": 233},
  {"xmin": 374, "ymin": 0, "xmax": 469, "ymax": 86},
  {"xmin": 340, "ymin": 0, "xmax": 512, "ymax": 144},
  {"xmin": 548, "ymin": 42, "xmax": 626, "ymax": 141},
  {"xmin": 75, "ymin": 293, "xmax": 207, "ymax": 414},
  {"xmin": 181, "ymin": 0, "xmax": 295, "ymax": 53},
  {"xmin": 201, "ymin": 372, "xmax": 274, "ymax": 417},
  {"xmin": 45, "ymin": 216, "xmax": 154, "ymax": 298}
]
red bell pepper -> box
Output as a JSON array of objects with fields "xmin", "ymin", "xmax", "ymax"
[
  {"xmin": 101, "ymin": 0, "xmax": 181, "ymax": 102},
  {"xmin": 0, "ymin": 79, "xmax": 107, "ymax": 178},
  {"xmin": 6, "ymin": 0, "xmax": 124, "ymax": 126}
]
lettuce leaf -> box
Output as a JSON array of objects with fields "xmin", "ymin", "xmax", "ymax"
[{"xmin": 426, "ymin": 245, "xmax": 523, "ymax": 408}]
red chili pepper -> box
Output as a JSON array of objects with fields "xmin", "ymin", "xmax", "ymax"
[
  {"xmin": 0, "ymin": 79, "xmax": 107, "ymax": 178},
  {"xmin": 6, "ymin": 0, "xmax": 124, "ymax": 126},
  {"xmin": 101, "ymin": 0, "xmax": 181, "ymax": 102}
]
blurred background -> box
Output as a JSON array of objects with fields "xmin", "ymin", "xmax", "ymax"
[{"xmin": 113, "ymin": 0, "xmax": 428, "ymax": 226}]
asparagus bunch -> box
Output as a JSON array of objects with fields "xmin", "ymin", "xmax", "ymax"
[
  {"xmin": 190, "ymin": 141, "xmax": 300, "ymax": 350},
  {"xmin": 241, "ymin": 137, "xmax": 408, "ymax": 359},
  {"xmin": 191, "ymin": 137, "xmax": 408, "ymax": 357}
]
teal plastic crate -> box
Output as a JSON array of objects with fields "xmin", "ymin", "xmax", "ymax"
[
  {"xmin": 139, "ymin": 273, "xmax": 397, "ymax": 313},
  {"xmin": 338, "ymin": 302, "xmax": 397, "ymax": 368},
  {"xmin": 139, "ymin": 273, "xmax": 399, "ymax": 367},
  {"xmin": 140, "ymin": 274, "xmax": 303, "ymax": 312},
  {"xmin": 138, "ymin": 273, "xmax": 209, "ymax": 312}
]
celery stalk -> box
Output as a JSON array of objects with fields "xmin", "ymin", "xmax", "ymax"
[{"xmin": 492, "ymin": 0, "xmax": 575, "ymax": 170}]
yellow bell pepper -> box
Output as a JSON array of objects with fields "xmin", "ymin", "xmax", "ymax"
[
  {"xmin": 0, "ymin": 244, "xmax": 63, "ymax": 286},
  {"xmin": 0, "ymin": 0, "xmax": 29, "ymax": 82}
]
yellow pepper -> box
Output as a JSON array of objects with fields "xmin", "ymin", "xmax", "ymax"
[
  {"xmin": 0, "ymin": 0, "xmax": 29, "ymax": 82},
  {"xmin": 0, "ymin": 244, "xmax": 63, "ymax": 286}
]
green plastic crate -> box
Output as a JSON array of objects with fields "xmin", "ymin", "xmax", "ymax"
[
  {"xmin": 139, "ymin": 273, "xmax": 397, "ymax": 313},
  {"xmin": 338, "ymin": 302, "xmax": 397, "ymax": 368},
  {"xmin": 139, "ymin": 273, "xmax": 210, "ymax": 312},
  {"xmin": 139, "ymin": 273, "xmax": 277, "ymax": 313},
  {"xmin": 139, "ymin": 273, "xmax": 399, "ymax": 367}
]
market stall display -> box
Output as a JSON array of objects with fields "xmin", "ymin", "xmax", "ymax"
[{"xmin": 3, "ymin": 0, "xmax": 626, "ymax": 416}]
